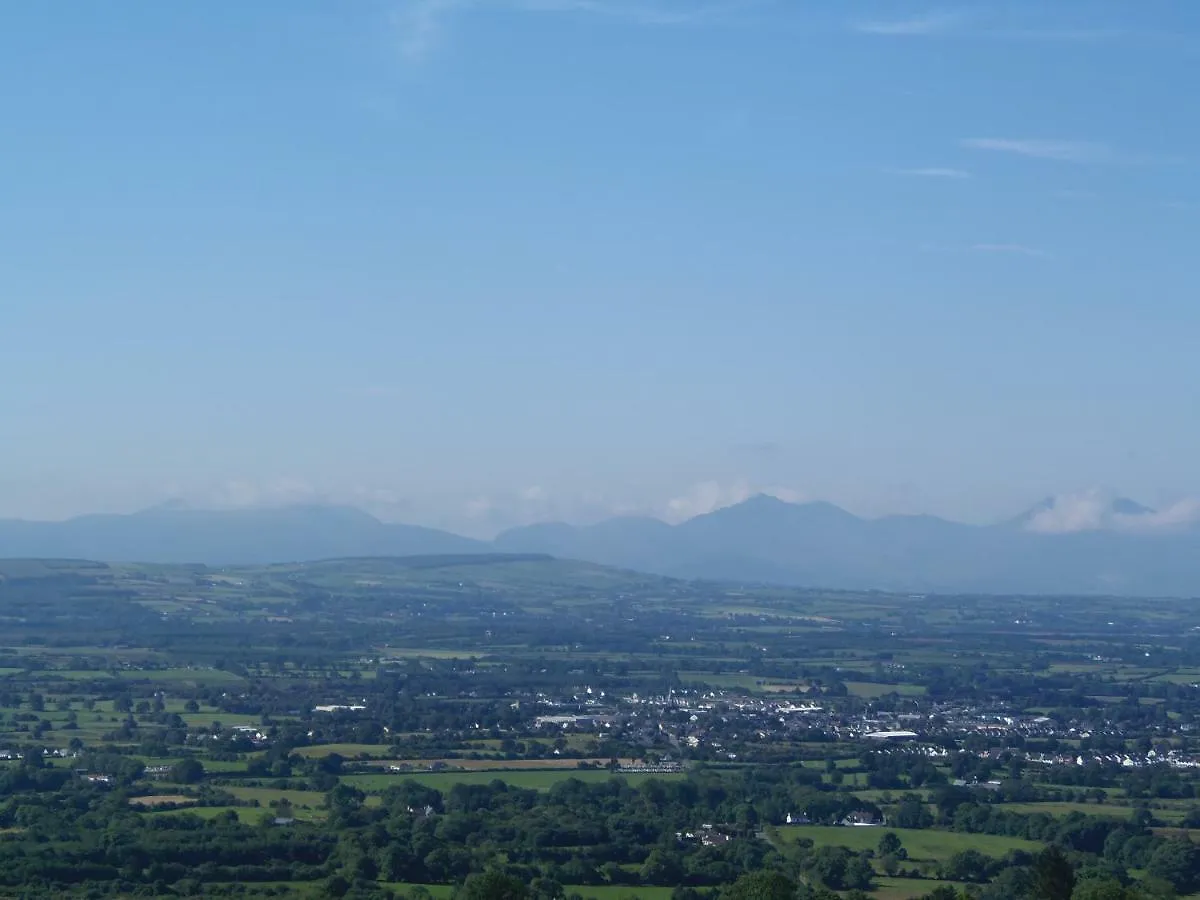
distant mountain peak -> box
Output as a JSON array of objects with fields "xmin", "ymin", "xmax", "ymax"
[
  {"xmin": 141, "ymin": 498, "xmax": 191, "ymax": 513},
  {"xmin": 1111, "ymin": 497, "xmax": 1155, "ymax": 516}
]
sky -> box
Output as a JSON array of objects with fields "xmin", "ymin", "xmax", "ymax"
[{"xmin": 2, "ymin": 1, "xmax": 1198, "ymax": 536}]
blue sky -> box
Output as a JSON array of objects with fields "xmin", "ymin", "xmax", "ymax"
[{"xmin": 2, "ymin": 1, "xmax": 1198, "ymax": 534}]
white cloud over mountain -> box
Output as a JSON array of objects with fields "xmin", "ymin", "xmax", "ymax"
[{"xmin": 1023, "ymin": 488, "xmax": 1200, "ymax": 534}]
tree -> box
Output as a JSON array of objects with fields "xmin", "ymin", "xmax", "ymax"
[
  {"xmin": 722, "ymin": 870, "xmax": 797, "ymax": 900},
  {"xmin": 1034, "ymin": 846, "xmax": 1077, "ymax": 900},
  {"xmin": 455, "ymin": 871, "xmax": 530, "ymax": 900},
  {"xmin": 941, "ymin": 849, "xmax": 992, "ymax": 883},
  {"xmin": 918, "ymin": 889, "xmax": 965, "ymax": 900},
  {"xmin": 1146, "ymin": 837, "xmax": 1200, "ymax": 893},
  {"xmin": 170, "ymin": 758, "xmax": 205, "ymax": 784},
  {"xmin": 844, "ymin": 855, "xmax": 875, "ymax": 891},
  {"xmin": 892, "ymin": 795, "xmax": 935, "ymax": 829},
  {"xmin": 1071, "ymin": 879, "xmax": 1141, "ymax": 900},
  {"xmin": 641, "ymin": 849, "xmax": 684, "ymax": 885},
  {"xmin": 878, "ymin": 832, "xmax": 905, "ymax": 859}
]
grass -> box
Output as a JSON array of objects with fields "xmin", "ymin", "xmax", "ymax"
[
  {"xmin": 224, "ymin": 787, "xmax": 328, "ymax": 810},
  {"xmin": 379, "ymin": 888, "xmax": 672, "ymax": 900},
  {"xmin": 871, "ymin": 877, "xmax": 971, "ymax": 899},
  {"xmin": 129, "ymin": 795, "xmax": 195, "ymax": 807},
  {"xmin": 777, "ymin": 825, "xmax": 1040, "ymax": 861},
  {"xmin": 381, "ymin": 649, "xmax": 490, "ymax": 660},
  {"xmin": 845, "ymin": 682, "xmax": 927, "ymax": 699},
  {"xmin": 342, "ymin": 769, "xmax": 682, "ymax": 792},
  {"xmin": 1001, "ymin": 801, "xmax": 1142, "ymax": 819},
  {"xmin": 369, "ymin": 758, "xmax": 621, "ymax": 771},
  {"xmin": 566, "ymin": 887, "xmax": 674, "ymax": 900},
  {"xmin": 292, "ymin": 743, "xmax": 392, "ymax": 758},
  {"xmin": 146, "ymin": 806, "xmax": 263, "ymax": 823}
]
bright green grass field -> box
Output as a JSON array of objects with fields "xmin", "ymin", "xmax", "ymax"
[
  {"xmin": 224, "ymin": 787, "xmax": 329, "ymax": 810},
  {"xmin": 778, "ymin": 825, "xmax": 1040, "ymax": 861},
  {"xmin": 292, "ymin": 743, "xmax": 392, "ymax": 758},
  {"xmin": 342, "ymin": 769, "xmax": 682, "ymax": 793},
  {"xmin": 1000, "ymin": 802, "xmax": 1139, "ymax": 818},
  {"xmin": 566, "ymin": 887, "xmax": 674, "ymax": 900},
  {"xmin": 147, "ymin": 806, "xmax": 262, "ymax": 823},
  {"xmin": 383, "ymin": 886, "xmax": 672, "ymax": 900},
  {"xmin": 381, "ymin": 886, "xmax": 454, "ymax": 899},
  {"xmin": 871, "ymin": 877, "xmax": 971, "ymax": 899}
]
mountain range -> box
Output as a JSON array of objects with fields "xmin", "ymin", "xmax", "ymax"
[{"xmin": 2, "ymin": 494, "xmax": 1199, "ymax": 596}]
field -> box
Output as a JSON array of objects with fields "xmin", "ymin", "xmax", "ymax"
[
  {"xmin": 777, "ymin": 825, "xmax": 1042, "ymax": 861},
  {"xmin": 844, "ymin": 682, "xmax": 928, "ymax": 699},
  {"xmin": 291, "ymin": 743, "xmax": 392, "ymax": 759},
  {"xmin": 870, "ymin": 877, "xmax": 971, "ymax": 899},
  {"xmin": 342, "ymin": 769, "xmax": 682, "ymax": 792},
  {"xmin": 366, "ymin": 758, "xmax": 628, "ymax": 771},
  {"xmin": 1001, "ymin": 801, "xmax": 1148, "ymax": 819},
  {"xmin": 565, "ymin": 888, "xmax": 674, "ymax": 900},
  {"xmin": 128, "ymin": 794, "xmax": 195, "ymax": 807}
]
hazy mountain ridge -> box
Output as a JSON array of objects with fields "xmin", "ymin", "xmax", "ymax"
[
  {"xmin": 2, "ymin": 494, "xmax": 1200, "ymax": 595},
  {"xmin": 0, "ymin": 505, "xmax": 483, "ymax": 566}
]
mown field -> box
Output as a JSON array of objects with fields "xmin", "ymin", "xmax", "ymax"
[{"xmin": 777, "ymin": 825, "xmax": 1042, "ymax": 860}]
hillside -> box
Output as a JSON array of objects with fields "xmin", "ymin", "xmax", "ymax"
[{"xmin": 4, "ymin": 496, "xmax": 1200, "ymax": 595}]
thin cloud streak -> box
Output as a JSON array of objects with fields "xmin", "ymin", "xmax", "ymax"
[
  {"xmin": 972, "ymin": 243, "xmax": 1050, "ymax": 258},
  {"xmin": 393, "ymin": 0, "xmax": 750, "ymax": 61},
  {"xmin": 962, "ymin": 138, "xmax": 1116, "ymax": 164},
  {"xmin": 854, "ymin": 12, "xmax": 1130, "ymax": 43},
  {"xmin": 890, "ymin": 167, "xmax": 972, "ymax": 179},
  {"xmin": 853, "ymin": 12, "xmax": 964, "ymax": 36},
  {"xmin": 393, "ymin": 0, "xmax": 467, "ymax": 63}
]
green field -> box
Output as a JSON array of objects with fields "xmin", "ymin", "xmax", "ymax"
[
  {"xmin": 871, "ymin": 877, "xmax": 971, "ymax": 899},
  {"xmin": 342, "ymin": 769, "xmax": 682, "ymax": 792},
  {"xmin": 1001, "ymin": 801, "xmax": 1139, "ymax": 818},
  {"xmin": 292, "ymin": 743, "xmax": 393, "ymax": 758},
  {"xmin": 381, "ymin": 887, "xmax": 674, "ymax": 900},
  {"xmin": 844, "ymin": 682, "xmax": 927, "ymax": 698},
  {"xmin": 146, "ymin": 806, "xmax": 263, "ymax": 823},
  {"xmin": 778, "ymin": 825, "xmax": 1041, "ymax": 861},
  {"xmin": 566, "ymin": 887, "xmax": 674, "ymax": 900},
  {"xmin": 224, "ymin": 786, "xmax": 329, "ymax": 810}
]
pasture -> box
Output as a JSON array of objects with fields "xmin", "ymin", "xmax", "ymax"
[{"xmin": 779, "ymin": 825, "xmax": 1041, "ymax": 861}]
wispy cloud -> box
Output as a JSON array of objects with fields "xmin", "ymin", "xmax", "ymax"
[
  {"xmin": 1024, "ymin": 488, "xmax": 1200, "ymax": 534},
  {"xmin": 854, "ymin": 11, "xmax": 1131, "ymax": 43},
  {"xmin": 393, "ymin": 0, "xmax": 746, "ymax": 61},
  {"xmin": 393, "ymin": 0, "xmax": 468, "ymax": 63},
  {"xmin": 853, "ymin": 11, "xmax": 964, "ymax": 36},
  {"xmin": 890, "ymin": 167, "xmax": 972, "ymax": 180},
  {"xmin": 994, "ymin": 26, "xmax": 1127, "ymax": 43},
  {"xmin": 514, "ymin": 0, "xmax": 733, "ymax": 25},
  {"xmin": 962, "ymin": 138, "xmax": 1116, "ymax": 164},
  {"xmin": 972, "ymin": 243, "xmax": 1050, "ymax": 258}
]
